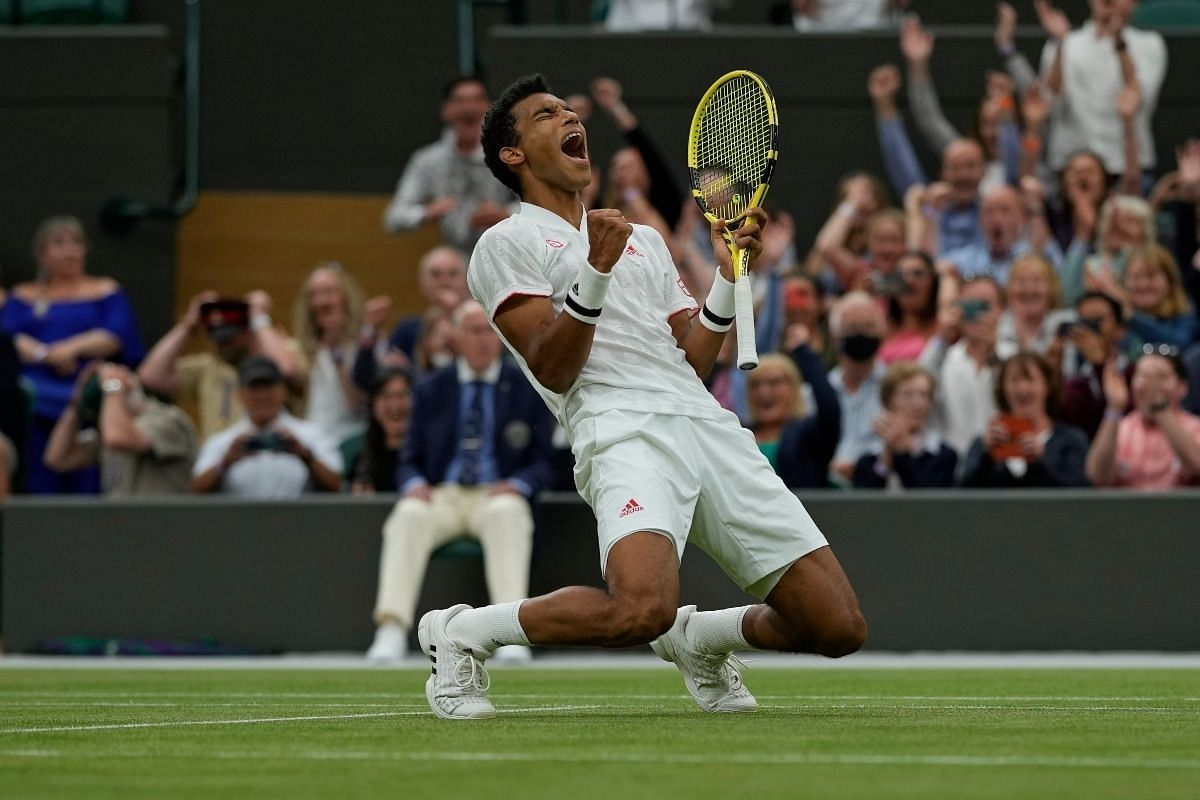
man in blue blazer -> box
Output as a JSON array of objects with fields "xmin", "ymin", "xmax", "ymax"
[{"xmin": 367, "ymin": 300, "xmax": 554, "ymax": 661}]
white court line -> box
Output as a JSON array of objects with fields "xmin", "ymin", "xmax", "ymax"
[
  {"xmin": 1, "ymin": 747, "xmax": 1197, "ymax": 771},
  {"xmin": 0, "ymin": 702, "xmax": 423, "ymax": 709},
  {"xmin": 0, "ymin": 705, "xmax": 605, "ymax": 735}
]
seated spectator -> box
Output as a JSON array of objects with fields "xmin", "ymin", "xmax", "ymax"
[
  {"xmin": 0, "ymin": 330, "xmax": 28, "ymax": 497},
  {"xmin": 854, "ymin": 362, "xmax": 957, "ymax": 489},
  {"xmin": 920, "ymin": 276, "xmax": 1005, "ymax": 455},
  {"xmin": 354, "ymin": 245, "xmax": 469, "ymax": 388},
  {"xmin": 940, "ymin": 184, "xmax": 1062, "ymax": 285},
  {"xmin": 1086, "ymin": 347, "xmax": 1200, "ymax": 488},
  {"xmin": 139, "ymin": 291, "xmax": 305, "ymax": 440},
  {"xmin": 1062, "ymin": 292, "xmax": 1131, "ymax": 438},
  {"xmin": 346, "ymin": 368, "xmax": 413, "ymax": 495},
  {"xmin": 961, "ymin": 352, "xmax": 1090, "ymax": 487},
  {"xmin": 1, "ymin": 215, "xmax": 144, "ymax": 494},
  {"xmin": 869, "ymin": 64, "xmax": 985, "ymax": 254},
  {"xmin": 366, "ymin": 301, "xmax": 554, "ymax": 662},
  {"xmin": 292, "ymin": 263, "xmax": 367, "ymax": 446},
  {"xmin": 879, "ymin": 251, "xmax": 939, "ymax": 364},
  {"xmin": 899, "ymin": 16, "xmax": 1020, "ymax": 194},
  {"xmin": 603, "ymin": 0, "xmax": 727, "ymax": 30},
  {"xmin": 1099, "ymin": 244, "xmax": 1199, "ymax": 354},
  {"xmin": 1184, "ymin": 342, "xmax": 1200, "ymax": 415},
  {"xmin": 789, "ymin": 0, "xmax": 902, "ymax": 31},
  {"xmin": 827, "ymin": 291, "xmax": 888, "ymax": 483},
  {"xmin": 382, "ymin": 76, "xmax": 515, "ymax": 254},
  {"xmin": 777, "ymin": 272, "xmax": 832, "ymax": 362},
  {"xmin": 43, "ymin": 363, "xmax": 197, "ymax": 495},
  {"xmin": 1047, "ymin": 150, "xmax": 1111, "ymax": 253},
  {"xmin": 745, "ymin": 325, "xmax": 841, "ymax": 488},
  {"xmin": 1061, "ymin": 194, "xmax": 1156, "ymax": 305},
  {"xmin": 996, "ymin": 253, "xmax": 1073, "ymax": 360},
  {"xmin": 191, "ymin": 357, "xmax": 342, "ymax": 497}
]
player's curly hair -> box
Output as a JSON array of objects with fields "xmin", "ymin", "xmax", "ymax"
[{"xmin": 481, "ymin": 73, "xmax": 552, "ymax": 198}]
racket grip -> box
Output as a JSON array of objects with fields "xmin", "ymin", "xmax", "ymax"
[{"xmin": 734, "ymin": 274, "xmax": 758, "ymax": 370}]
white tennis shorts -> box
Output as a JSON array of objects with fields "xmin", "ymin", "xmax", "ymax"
[{"xmin": 571, "ymin": 409, "xmax": 829, "ymax": 598}]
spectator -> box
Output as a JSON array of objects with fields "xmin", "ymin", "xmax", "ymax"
[
  {"xmin": 996, "ymin": 253, "xmax": 1074, "ymax": 360},
  {"xmin": 1, "ymin": 215, "xmax": 144, "ymax": 494},
  {"xmin": 0, "ymin": 330, "xmax": 27, "ymax": 497},
  {"xmin": 869, "ymin": 64, "xmax": 985, "ymax": 255},
  {"xmin": 920, "ymin": 276, "xmax": 1006, "ymax": 456},
  {"xmin": 1061, "ymin": 193, "xmax": 1156, "ymax": 306},
  {"xmin": 827, "ymin": 291, "xmax": 888, "ymax": 483},
  {"xmin": 804, "ymin": 172, "xmax": 889, "ymax": 276},
  {"xmin": 366, "ymin": 301, "xmax": 554, "ymax": 662},
  {"xmin": 603, "ymin": 0, "xmax": 728, "ymax": 30},
  {"xmin": 346, "ymin": 368, "xmax": 414, "ymax": 495},
  {"xmin": 853, "ymin": 362, "xmax": 956, "ymax": 489},
  {"xmin": 191, "ymin": 357, "xmax": 342, "ymax": 497},
  {"xmin": 879, "ymin": 251, "xmax": 939, "ymax": 364},
  {"xmin": 1062, "ymin": 291, "xmax": 1131, "ymax": 438},
  {"xmin": 382, "ymin": 76, "xmax": 516, "ymax": 253},
  {"xmin": 789, "ymin": 0, "xmax": 904, "ymax": 31},
  {"xmin": 43, "ymin": 363, "xmax": 197, "ymax": 495},
  {"xmin": 818, "ymin": 203, "xmax": 907, "ymax": 294},
  {"xmin": 745, "ymin": 325, "xmax": 841, "ymax": 489},
  {"xmin": 590, "ymin": 77, "xmax": 685, "ymax": 233},
  {"xmin": 1152, "ymin": 139, "xmax": 1200, "ymax": 313},
  {"xmin": 1098, "ymin": 244, "xmax": 1199, "ymax": 354},
  {"xmin": 1038, "ymin": 0, "xmax": 1168, "ymax": 176},
  {"xmin": 1047, "ymin": 150, "xmax": 1111, "ymax": 252},
  {"xmin": 354, "ymin": 246, "xmax": 469, "ymax": 388},
  {"xmin": 1184, "ymin": 343, "xmax": 1200, "ymax": 416},
  {"xmin": 939, "ymin": 184, "xmax": 1062, "ymax": 285},
  {"xmin": 899, "ymin": 15, "xmax": 1020, "ymax": 194},
  {"xmin": 1086, "ymin": 347, "xmax": 1200, "ymax": 488},
  {"xmin": 138, "ymin": 292, "xmax": 305, "ymax": 440},
  {"xmin": 961, "ymin": 352, "xmax": 1090, "ymax": 487},
  {"xmin": 292, "ymin": 263, "xmax": 367, "ymax": 446}
]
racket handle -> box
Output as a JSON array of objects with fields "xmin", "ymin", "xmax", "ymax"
[{"xmin": 734, "ymin": 274, "xmax": 758, "ymax": 370}]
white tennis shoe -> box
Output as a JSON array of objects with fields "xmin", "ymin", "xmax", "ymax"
[
  {"xmin": 417, "ymin": 604, "xmax": 496, "ymax": 720},
  {"xmin": 650, "ymin": 605, "xmax": 758, "ymax": 713}
]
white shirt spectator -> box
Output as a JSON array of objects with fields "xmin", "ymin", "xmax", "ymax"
[
  {"xmin": 794, "ymin": 0, "xmax": 893, "ymax": 31},
  {"xmin": 604, "ymin": 0, "xmax": 727, "ymax": 31},
  {"xmin": 919, "ymin": 338, "xmax": 996, "ymax": 457},
  {"xmin": 305, "ymin": 345, "xmax": 365, "ymax": 446},
  {"xmin": 829, "ymin": 361, "xmax": 885, "ymax": 466},
  {"xmin": 192, "ymin": 411, "xmax": 342, "ymax": 498},
  {"xmin": 1041, "ymin": 21, "xmax": 1167, "ymax": 172}
]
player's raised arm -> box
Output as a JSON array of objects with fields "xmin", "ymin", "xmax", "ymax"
[
  {"xmin": 671, "ymin": 208, "xmax": 766, "ymax": 380},
  {"xmin": 494, "ymin": 208, "xmax": 632, "ymax": 394}
]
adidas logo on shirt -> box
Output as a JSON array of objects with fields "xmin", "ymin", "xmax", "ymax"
[{"xmin": 618, "ymin": 498, "xmax": 644, "ymax": 518}]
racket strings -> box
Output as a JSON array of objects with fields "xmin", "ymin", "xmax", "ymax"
[{"xmin": 693, "ymin": 77, "xmax": 772, "ymax": 222}]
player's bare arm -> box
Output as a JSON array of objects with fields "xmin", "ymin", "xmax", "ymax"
[
  {"xmin": 494, "ymin": 208, "xmax": 632, "ymax": 394},
  {"xmin": 671, "ymin": 208, "xmax": 766, "ymax": 380}
]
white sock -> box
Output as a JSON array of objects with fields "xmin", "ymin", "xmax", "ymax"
[
  {"xmin": 446, "ymin": 601, "xmax": 530, "ymax": 657},
  {"xmin": 686, "ymin": 606, "xmax": 754, "ymax": 654}
]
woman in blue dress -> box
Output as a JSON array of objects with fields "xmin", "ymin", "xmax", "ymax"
[{"xmin": 1, "ymin": 216, "xmax": 145, "ymax": 493}]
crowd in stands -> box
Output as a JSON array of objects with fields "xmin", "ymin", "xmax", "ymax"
[{"xmin": 3, "ymin": 2, "xmax": 1199, "ymax": 511}]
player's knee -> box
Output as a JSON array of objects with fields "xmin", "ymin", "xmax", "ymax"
[{"xmin": 815, "ymin": 610, "xmax": 868, "ymax": 659}]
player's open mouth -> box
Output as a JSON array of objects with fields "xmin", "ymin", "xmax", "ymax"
[{"xmin": 560, "ymin": 131, "xmax": 588, "ymax": 164}]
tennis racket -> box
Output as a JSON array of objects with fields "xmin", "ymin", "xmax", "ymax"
[{"xmin": 687, "ymin": 69, "xmax": 779, "ymax": 370}]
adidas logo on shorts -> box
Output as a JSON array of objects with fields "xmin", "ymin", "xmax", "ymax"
[{"xmin": 618, "ymin": 498, "xmax": 644, "ymax": 518}]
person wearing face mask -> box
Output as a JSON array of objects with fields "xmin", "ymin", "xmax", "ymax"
[
  {"xmin": 43, "ymin": 362, "xmax": 198, "ymax": 496},
  {"xmin": 853, "ymin": 362, "xmax": 956, "ymax": 489},
  {"xmin": 1086, "ymin": 347, "xmax": 1200, "ymax": 488},
  {"xmin": 827, "ymin": 292, "xmax": 887, "ymax": 484},
  {"xmin": 961, "ymin": 352, "xmax": 1089, "ymax": 487}
]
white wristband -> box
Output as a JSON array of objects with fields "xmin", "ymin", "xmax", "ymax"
[
  {"xmin": 564, "ymin": 263, "xmax": 612, "ymax": 325},
  {"xmin": 699, "ymin": 268, "xmax": 736, "ymax": 333}
]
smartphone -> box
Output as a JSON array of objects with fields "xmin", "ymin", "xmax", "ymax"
[
  {"xmin": 988, "ymin": 415, "xmax": 1036, "ymax": 461},
  {"xmin": 870, "ymin": 272, "xmax": 906, "ymax": 297},
  {"xmin": 245, "ymin": 431, "xmax": 286, "ymax": 452},
  {"xmin": 958, "ymin": 298, "xmax": 990, "ymax": 322},
  {"xmin": 1055, "ymin": 320, "xmax": 1075, "ymax": 338}
]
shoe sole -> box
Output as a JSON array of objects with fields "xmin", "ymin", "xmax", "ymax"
[{"xmin": 418, "ymin": 607, "xmax": 496, "ymax": 721}]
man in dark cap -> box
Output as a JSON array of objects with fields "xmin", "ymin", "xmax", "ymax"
[{"xmin": 191, "ymin": 356, "xmax": 341, "ymax": 497}]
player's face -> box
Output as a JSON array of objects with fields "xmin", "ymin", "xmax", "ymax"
[{"xmin": 506, "ymin": 93, "xmax": 591, "ymax": 193}]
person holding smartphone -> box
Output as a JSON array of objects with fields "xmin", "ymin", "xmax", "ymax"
[
  {"xmin": 961, "ymin": 352, "xmax": 1089, "ymax": 487},
  {"xmin": 1062, "ymin": 292, "xmax": 1130, "ymax": 439}
]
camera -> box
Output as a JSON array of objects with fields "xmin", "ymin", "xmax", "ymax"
[
  {"xmin": 870, "ymin": 272, "xmax": 907, "ymax": 297},
  {"xmin": 957, "ymin": 298, "xmax": 990, "ymax": 322},
  {"xmin": 244, "ymin": 431, "xmax": 286, "ymax": 452}
]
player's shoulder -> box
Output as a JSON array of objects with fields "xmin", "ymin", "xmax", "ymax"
[
  {"xmin": 627, "ymin": 222, "xmax": 672, "ymax": 262},
  {"xmin": 472, "ymin": 213, "xmax": 545, "ymax": 263}
]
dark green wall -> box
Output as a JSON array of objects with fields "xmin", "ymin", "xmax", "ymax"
[{"xmin": 3, "ymin": 492, "xmax": 1198, "ymax": 653}]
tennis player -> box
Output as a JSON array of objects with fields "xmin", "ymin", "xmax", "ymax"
[{"xmin": 419, "ymin": 74, "xmax": 866, "ymax": 720}]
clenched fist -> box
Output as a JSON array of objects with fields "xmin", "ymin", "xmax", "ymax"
[{"xmin": 586, "ymin": 208, "xmax": 633, "ymax": 273}]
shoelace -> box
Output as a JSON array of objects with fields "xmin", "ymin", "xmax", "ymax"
[
  {"xmin": 721, "ymin": 653, "xmax": 748, "ymax": 692},
  {"xmin": 453, "ymin": 653, "xmax": 491, "ymax": 693}
]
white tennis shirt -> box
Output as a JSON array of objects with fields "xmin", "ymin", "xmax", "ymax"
[{"xmin": 468, "ymin": 202, "xmax": 726, "ymax": 433}]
